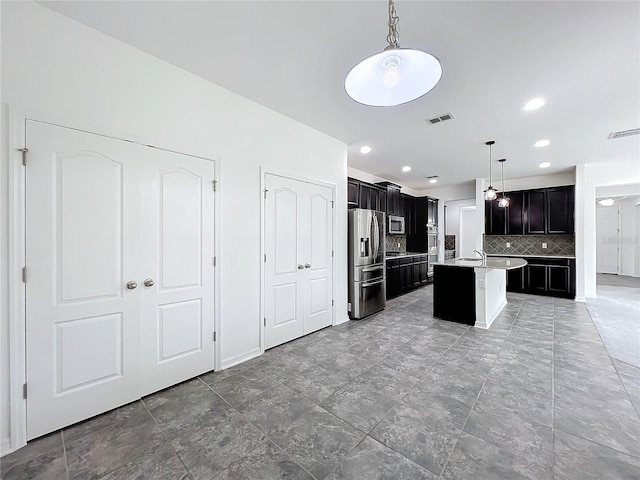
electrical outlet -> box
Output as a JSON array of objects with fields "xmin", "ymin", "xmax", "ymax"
[
  {"xmin": 397, "ymin": 242, "xmax": 401, "ymax": 248},
  {"xmin": 542, "ymin": 242, "xmax": 548, "ymax": 249},
  {"xmin": 506, "ymin": 242, "xmax": 511, "ymax": 248}
]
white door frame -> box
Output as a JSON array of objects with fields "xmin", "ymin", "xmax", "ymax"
[
  {"xmin": 259, "ymin": 167, "xmax": 336, "ymax": 353},
  {"xmin": 5, "ymin": 106, "xmax": 221, "ymax": 454}
]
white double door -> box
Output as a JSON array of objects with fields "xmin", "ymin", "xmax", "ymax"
[
  {"xmin": 264, "ymin": 174, "xmax": 333, "ymax": 349},
  {"xmin": 596, "ymin": 206, "xmax": 619, "ymax": 274},
  {"xmin": 25, "ymin": 120, "xmax": 215, "ymax": 439}
]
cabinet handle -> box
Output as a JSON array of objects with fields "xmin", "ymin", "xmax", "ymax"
[
  {"xmin": 144, "ymin": 278, "xmax": 155, "ymax": 287},
  {"xmin": 298, "ymin": 264, "xmax": 304, "ymax": 270},
  {"xmin": 304, "ymin": 263, "xmax": 311, "ymax": 269},
  {"xmin": 126, "ymin": 281, "xmax": 137, "ymax": 290}
]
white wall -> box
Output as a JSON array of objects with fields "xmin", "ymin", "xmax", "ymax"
[
  {"xmin": 0, "ymin": 1, "xmax": 348, "ymax": 452},
  {"xmin": 415, "ymin": 182, "xmax": 475, "ymax": 202},
  {"xmin": 576, "ymin": 161, "xmax": 640, "ymax": 299},
  {"xmin": 444, "ymin": 198, "xmax": 476, "ymax": 246}
]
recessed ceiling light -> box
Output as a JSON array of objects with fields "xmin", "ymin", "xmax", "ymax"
[
  {"xmin": 426, "ymin": 175, "xmax": 439, "ymax": 184},
  {"xmin": 598, "ymin": 198, "xmax": 615, "ymax": 206},
  {"xmin": 534, "ymin": 139, "xmax": 550, "ymax": 148},
  {"xmin": 402, "ymin": 166, "xmax": 412, "ymax": 172},
  {"xmin": 538, "ymin": 162, "xmax": 551, "ymax": 168},
  {"xmin": 523, "ymin": 98, "xmax": 545, "ymax": 111},
  {"xmin": 360, "ymin": 146, "xmax": 372, "ymax": 154}
]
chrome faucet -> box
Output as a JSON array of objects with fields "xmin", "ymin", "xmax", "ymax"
[{"xmin": 474, "ymin": 249, "xmax": 487, "ymax": 262}]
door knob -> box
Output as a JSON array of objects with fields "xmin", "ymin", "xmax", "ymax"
[
  {"xmin": 304, "ymin": 263, "xmax": 311, "ymax": 269},
  {"xmin": 144, "ymin": 278, "xmax": 154, "ymax": 287},
  {"xmin": 126, "ymin": 281, "xmax": 137, "ymax": 290},
  {"xmin": 298, "ymin": 264, "xmax": 304, "ymax": 270}
]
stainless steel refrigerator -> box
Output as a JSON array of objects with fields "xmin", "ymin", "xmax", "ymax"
[{"xmin": 348, "ymin": 209, "xmax": 386, "ymax": 319}]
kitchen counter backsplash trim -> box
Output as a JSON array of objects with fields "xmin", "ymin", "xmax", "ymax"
[{"xmin": 484, "ymin": 234, "xmax": 574, "ymax": 257}]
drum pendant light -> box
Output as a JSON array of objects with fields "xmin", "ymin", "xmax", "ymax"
[
  {"xmin": 345, "ymin": 0, "xmax": 443, "ymax": 107},
  {"xmin": 484, "ymin": 141, "xmax": 497, "ymax": 201},
  {"xmin": 497, "ymin": 159, "xmax": 510, "ymax": 208}
]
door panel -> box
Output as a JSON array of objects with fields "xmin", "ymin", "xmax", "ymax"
[
  {"xmin": 139, "ymin": 149, "xmax": 215, "ymax": 396},
  {"xmin": 26, "ymin": 120, "xmax": 141, "ymax": 439},
  {"xmin": 265, "ymin": 179, "xmax": 304, "ymax": 348},
  {"xmin": 304, "ymin": 188, "xmax": 333, "ymax": 335},
  {"xmin": 265, "ymin": 175, "xmax": 333, "ymax": 348},
  {"xmin": 596, "ymin": 206, "xmax": 619, "ymax": 274},
  {"xmin": 26, "ymin": 120, "xmax": 216, "ymax": 438}
]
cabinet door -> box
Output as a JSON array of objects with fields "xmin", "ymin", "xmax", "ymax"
[
  {"xmin": 386, "ymin": 263, "xmax": 399, "ymax": 299},
  {"xmin": 420, "ymin": 257, "xmax": 428, "ymax": 284},
  {"xmin": 547, "ymin": 265, "xmax": 570, "ymax": 295},
  {"xmin": 525, "ymin": 190, "xmax": 546, "ymax": 234},
  {"xmin": 399, "ymin": 263, "xmax": 412, "ymax": 292},
  {"xmin": 387, "ymin": 186, "xmax": 401, "ymax": 216},
  {"xmin": 378, "ymin": 188, "xmax": 387, "ymax": 214},
  {"xmin": 485, "ymin": 199, "xmax": 506, "ymax": 235},
  {"xmin": 526, "ymin": 264, "xmax": 547, "ymax": 292},
  {"xmin": 348, "ymin": 179, "xmax": 360, "ymax": 207},
  {"xmin": 506, "ymin": 267, "xmax": 524, "ymax": 292},
  {"xmin": 358, "ymin": 184, "xmax": 373, "ymax": 209},
  {"xmin": 506, "ymin": 191, "xmax": 524, "ymax": 234},
  {"xmin": 547, "ymin": 186, "xmax": 574, "ymax": 234}
]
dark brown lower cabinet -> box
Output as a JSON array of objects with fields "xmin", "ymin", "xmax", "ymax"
[
  {"xmin": 386, "ymin": 255, "xmax": 430, "ymax": 299},
  {"xmin": 499, "ymin": 256, "xmax": 575, "ymax": 299}
]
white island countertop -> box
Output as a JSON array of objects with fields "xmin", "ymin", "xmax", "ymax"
[{"xmin": 434, "ymin": 257, "xmax": 527, "ymax": 270}]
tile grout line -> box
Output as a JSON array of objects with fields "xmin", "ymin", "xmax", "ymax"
[
  {"xmin": 436, "ymin": 296, "xmax": 525, "ymax": 479},
  {"xmin": 551, "ymin": 297, "xmax": 557, "ymax": 480},
  {"xmin": 61, "ymin": 431, "xmax": 70, "ymax": 480},
  {"xmin": 583, "ymin": 299, "xmax": 640, "ymax": 424}
]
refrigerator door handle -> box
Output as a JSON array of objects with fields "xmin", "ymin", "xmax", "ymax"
[
  {"xmin": 362, "ymin": 278, "xmax": 384, "ymax": 288},
  {"xmin": 372, "ymin": 213, "xmax": 380, "ymax": 261},
  {"xmin": 362, "ymin": 265, "xmax": 384, "ymax": 273}
]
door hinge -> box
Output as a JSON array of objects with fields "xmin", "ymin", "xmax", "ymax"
[
  {"xmin": 332, "ymin": 299, "xmax": 334, "ymax": 306},
  {"xmin": 213, "ymin": 332, "xmax": 217, "ymax": 342},
  {"xmin": 18, "ymin": 148, "xmax": 28, "ymax": 166},
  {"xmin": 332, "ymin": 250, "xmax": 334, "ymax": 258},
  {"xmin": 264, "ymin": 318, "xmax": 266, "ymax": 327},
  {"xmin": 331, "ymin": 201, "xmax": 334, "ymax": 208},
  {"xmin": 264, "ymin": 254, "xmax": 267, "ymax": 263},
  {"xmin": 264, "ymin": 189, "xmax": 268, "ymax": 199},
  {"xmin": 212, "ymin": 180, "xmax": 217, "ymax": 191},
  {"xmin": 23, "ymin": 383, "xmax": 27, "ymax": 399},
  {"xmin": 22, "ymin": 267, "xmax": 27, "ymax": 283},
  {"xmin": 213, "ymin": 256, "xmax": 217, "ymax": 267}
]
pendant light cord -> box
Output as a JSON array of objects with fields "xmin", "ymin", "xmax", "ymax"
[
  {"xmin": 489, "ymin": 142, "xmax": 493, "ymax": 186},
  {"xmin": 501, "ymin": 160, "xmax": 505, "ymax": 193},
  {"xmin": 387, "ymin": 0, "xmax": 400, "ymax": 47}
]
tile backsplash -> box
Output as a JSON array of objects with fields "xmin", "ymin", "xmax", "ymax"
[
  {"xmin": 444, "ymin": 235, "xmax": 456, "ymax": 251},
  {"xmin": 386, "ymin": 235, "xmax": 406, "ymax": 253},
  {"xmin": 484, "ymin": 234, "xmax": 575, "ymax": 256}
]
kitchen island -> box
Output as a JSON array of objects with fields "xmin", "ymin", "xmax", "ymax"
[{"xmin": 433, "ymin": 257, "xmax": 527, "ymax": 329}]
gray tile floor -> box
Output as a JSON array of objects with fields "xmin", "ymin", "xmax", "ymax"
[{"xmin": 3, "ymin": 287, "xmax": 640, "ymax": 479}]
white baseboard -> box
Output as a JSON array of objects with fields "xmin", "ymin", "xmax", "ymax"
[
  {"xmin": 220, "ymin": 347, "xmax": 262, "ymax": 370},
  {"xmin": 1, "ymin": 439, "xmax": 13, "ymax": 457},
  {"xmin": 574, "ymin": 296, "xmax": 586, "ymax": 302},
  {"xmin": 334, "ymin": 315, "xmax": 350, "ymax": 326}
]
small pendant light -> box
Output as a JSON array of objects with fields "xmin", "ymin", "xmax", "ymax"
[
  {"xmin": 484, "ymin": 141, "xmax": 497, "ymax": 201},
  {"xmin": 344, "ymin": 0, "xmax": 443, "ymax": 107},
  {"xmin": 497, "ymin": 159, "xmax": 510, "ymax": 208}
]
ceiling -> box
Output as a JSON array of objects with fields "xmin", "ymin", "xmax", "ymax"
[{"xmin": 41, "ymin": 1, "xmax": 640, "ymax": 190}]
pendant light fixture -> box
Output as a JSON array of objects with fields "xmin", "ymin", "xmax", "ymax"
[
  {"xmin": 344, "ymin": 0, "xmax": 443, "ymax": 107},
  {"xmin": 497, "ymin": 159, "xmax": 510, "ymax": 208},
  {"xmin": 484, "ymin": 141, "xmax": 497, "ymax": 201}
]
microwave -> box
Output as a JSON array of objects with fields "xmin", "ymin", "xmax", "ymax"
[{"xmin": 388, "ymin": 215, "xmax": 405, "ymax": 235}]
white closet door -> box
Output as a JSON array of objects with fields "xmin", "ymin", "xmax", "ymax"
[
  {"xmin": 302, "ymin": 184, "xmax": 333, "ymax": 335},
  {"xmin": 264, "ymin": 174, "xmax": 333, "ymax": 349},
  {"xmin": 138, "ymin": 147, "xmax": 215, "ymax": 396},
  {"xmin": 596, "ymin": 206, "xmax": 619, "ymax": 274},
  {"xmin": 25, "ymin": 120, "xmax": 142, "ymax": 439}
]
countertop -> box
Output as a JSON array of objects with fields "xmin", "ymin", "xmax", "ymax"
[
  {"xmin": 434, "ymin": 257, "xmax": 528, "ymax": 270},
  {"xmin": 385, "ymin": 252, "xmax": 429, "ymax": 259},
  {"xmin": 487, "ymin": 254, "xmax": 575, "ymax": 259}
]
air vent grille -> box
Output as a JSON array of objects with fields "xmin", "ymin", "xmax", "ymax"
[
  {"xmin": 427, "ymin": 113, "xmax": 455, "ymax": 124},
  {"xmin": 608, "ymin": 128, "xmax": 640, "ymax": 139}
]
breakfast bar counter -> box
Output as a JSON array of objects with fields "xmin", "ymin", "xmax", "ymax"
[{"xmin": 432, "ymin": 257, "xmax": 527, "ymax": 329}]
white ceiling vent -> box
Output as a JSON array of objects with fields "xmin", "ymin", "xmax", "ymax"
[
  {"xmin": 608, "ymin": 128, "xmax": 640, "ymax": 139},
  {"xmin": 427, "ymin": 113, "xmax": 455, "ymax": 124}
]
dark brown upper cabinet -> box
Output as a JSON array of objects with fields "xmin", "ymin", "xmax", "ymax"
[{"xmin": 485, "ymin": 185, "xmax": 574, "ymax": 235}]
